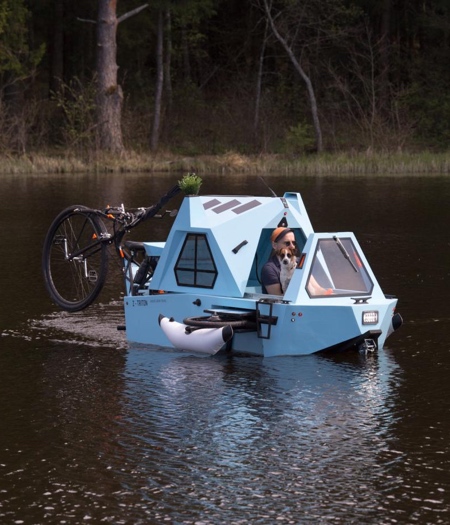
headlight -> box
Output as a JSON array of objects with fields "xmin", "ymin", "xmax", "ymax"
[{"xmin": 362, "ymin": 311, "xmax": 378, "ymax": 325}]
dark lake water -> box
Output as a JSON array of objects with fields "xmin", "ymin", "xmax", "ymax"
[{"xmin": 1, "ymin": 172, "xmax": 450, "ymax": 524}]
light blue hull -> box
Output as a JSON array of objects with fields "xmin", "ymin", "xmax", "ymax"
[{"xmin": 124, "ymin": 291, "xmax": 398, "ymax": 357}]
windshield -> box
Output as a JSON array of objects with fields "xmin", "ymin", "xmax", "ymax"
[{"xmin": 306, "ymin": 237, "xmax": 373, "ymax": 297}]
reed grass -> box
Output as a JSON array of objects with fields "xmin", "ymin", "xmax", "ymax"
[{"xmin": 0, "ymin": 150, "xmax": 449, "ymax": 176}]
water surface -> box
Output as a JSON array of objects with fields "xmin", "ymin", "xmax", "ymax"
[{"xmin": 1, "ymin": 172, "xmax": 450, "ymax": 523}]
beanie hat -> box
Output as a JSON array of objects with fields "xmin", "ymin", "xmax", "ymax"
[{"xmin": 271, "ymin": 227, "xmax": 293, "ymax": 243}]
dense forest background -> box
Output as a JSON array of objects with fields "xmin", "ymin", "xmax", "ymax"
[{"xmin": 1, "ymin": 0, "xmax": 449, "ymax": 157}]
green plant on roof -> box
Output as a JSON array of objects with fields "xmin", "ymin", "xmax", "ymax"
[{"xmin": 178, "ymin": 173, "xmax": 202, "ymax": 195}]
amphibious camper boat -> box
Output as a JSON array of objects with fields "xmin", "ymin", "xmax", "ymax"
[{"xmin": 122, "ymin": 190, "xmax": 402, "ymax": 356}]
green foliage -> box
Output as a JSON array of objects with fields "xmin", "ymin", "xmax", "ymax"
[
  {"xmin": 178, "ymin": 173, "xmax": 203, "ymax": 195},
  {"xmin": 0, "ymin": 3, "xmax": 7, "ymax": 31},
  {"xmin": 171, "ymin": 0, "xmax": 222, "ymax": 78},
  {"xmin": 400, "ymin": 78, "xmax": 450, "ymax": 148},
  {"xmin": 0, "ymin": 0, "xmax": 44, "ymax": 80},
  {"xmin": 280, "ymin": 122, "xmax": 315, "ymax": 154},
  {"xmin": 0, "ymin": 0, "xmax": 449, "ymax": 153},
  {"xmin": 172, "ymin": 0, "xmax": 219, "ymax": 26},
  {"xmin": 52, "ymin": 78, "xmax": 97, "ymax": 148},
  {"xmin": 414, "ymin": 98, "xmax": 450, "ymax": 147}
]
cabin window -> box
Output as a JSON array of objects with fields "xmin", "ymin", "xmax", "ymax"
[
  {"xmin": 307, "ymin": 237, "xmax": 373, "ymax": 297},
  {"xmin": 175, "ymin": 234, "xmax": 217, "ymax": 288}
]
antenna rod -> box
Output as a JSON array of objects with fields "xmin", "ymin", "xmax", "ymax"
[{"xmin": 258, "ymin": 176, "xmax": 277, "ymax": 197}]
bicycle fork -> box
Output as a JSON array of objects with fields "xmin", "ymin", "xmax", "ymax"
[{"xmin": 55, "ymin": 235, "xmax": 100, "ymax": 283}]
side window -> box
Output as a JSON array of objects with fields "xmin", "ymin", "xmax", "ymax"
[
  {"xmin": 307, "ymin": 238, "xmax": 373, "ymax": 297},
  {"xmin": 175, "ymin": 234, "xmax": 217, "ymax": 288}
]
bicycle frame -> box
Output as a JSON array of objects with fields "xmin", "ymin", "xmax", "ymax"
[{"xmin": 42, "ymin": 184, "xmax": 181, "ymax": 312}]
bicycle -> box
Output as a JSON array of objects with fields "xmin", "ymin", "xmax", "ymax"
[{"xmin": 42, "ymin": 184, "xmax": 180, "ymax": 312}]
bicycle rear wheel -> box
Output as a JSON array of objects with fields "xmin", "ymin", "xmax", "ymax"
[{"xmin": 42, "ymin": 206, "xmax": 109, "ymax": 311}]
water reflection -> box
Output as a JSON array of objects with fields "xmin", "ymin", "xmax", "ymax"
[{"xmin": 106, "ymin": 347, "xmax": 404, "ymax": 522}]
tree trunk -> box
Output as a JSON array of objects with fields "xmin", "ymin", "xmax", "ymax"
[
  {"xmin": 379, "ymin": 0, "xmax": 391, "ymax": 113},
  {"xmin": 50, "ymin": 0, "xmax": 64, "ymax": 94},
  {"xmin": 96, "ymin": 0, "xmax": 124, "ymax": 154},
  {"xmin": 181, "ymin": 26, "xmax": 191, "ymax": 82},
  {"xmin": 151, "ymin": 9, "xmax": 164, "ymax": 151},
  {"xmin": 254, "ymin": 16, "xmax": 268, "ymax": 138},
  {"xmin": 263, "ymin": 0, "xmax": 323, "ymax": 153},
  {"xmin": 164, "ymin": 8, "xmax": 173, "ymax": 114}
]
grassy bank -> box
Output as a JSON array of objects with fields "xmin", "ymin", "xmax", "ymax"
[{"xmin": 1, "ymin": 150, "xmax": 450, "ymax": 176}]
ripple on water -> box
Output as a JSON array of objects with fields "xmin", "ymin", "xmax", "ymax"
[{"xmin": 2, "ymin": 302, "xmax": 450, "ymax": 523}]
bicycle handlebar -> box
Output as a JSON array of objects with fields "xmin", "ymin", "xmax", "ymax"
[
  {"xmin": 141, "ymin": 184, "xmax": 181, "ymax": 222},
  {"xmin": 102, "ymin": 183, "xmax": 181, "ymax": 229}
]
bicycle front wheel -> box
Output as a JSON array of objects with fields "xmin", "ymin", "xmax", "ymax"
[{"xmin": 42, "ymin": 206, "xmax": 109, "ymax": 311}]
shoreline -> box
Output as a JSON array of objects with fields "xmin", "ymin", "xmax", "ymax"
[{"xmin": 1, "ymin": 150, "xmax": 450, "ymax": 176}]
